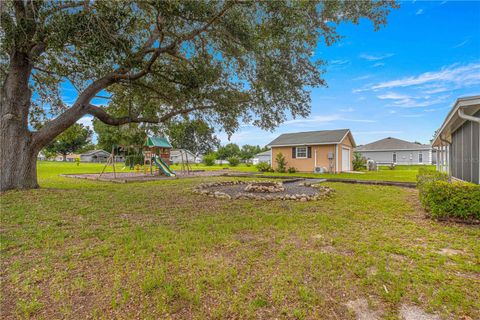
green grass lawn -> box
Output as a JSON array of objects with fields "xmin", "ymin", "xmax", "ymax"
[
  {"xmin": 1, "ymin": 162, "xmax": 478, "ymax": 319},
  {"xmin": 173, "ymin": 162, "xmax": 429, "ymax": 182}
]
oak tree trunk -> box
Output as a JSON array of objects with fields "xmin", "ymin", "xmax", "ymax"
[{"xmin": 1, "ymin": 52, "xmax": 40, "ymax": 191}]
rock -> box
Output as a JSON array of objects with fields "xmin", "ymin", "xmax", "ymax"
[{"xmin": 300, "ymin": 197, "xmax": 307, "ymax": 202}]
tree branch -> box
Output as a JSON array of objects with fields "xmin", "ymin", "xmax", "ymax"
[
  {"xmin": 86, "ymin": 104, "xmax": 221, "ymax": 126},
  {"xmin": 31, "ymin": 1, "xmax": 238, "ymax": 148}
]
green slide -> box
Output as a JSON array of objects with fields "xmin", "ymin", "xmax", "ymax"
[{"xmin": 152, "ymin": 156, "xmax": 176, "ymax": 177}]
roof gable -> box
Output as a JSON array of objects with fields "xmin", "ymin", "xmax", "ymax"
[
  {"xmin": 170, "ymin": 149, "xmax": 196, "ymax": 157},
  {"xmin": 356, "ymin": 137, "xmax": 431, "ymax": 151},
  {"xmin": 255, "ymin": 150, "xmax": 271, "ymax": 157},
  {"xmin": 267, "ymin": 129, "xmax": 351, "ymax": 146},
  {"xmin": 81, "ymin": 150, "xmax": 110, "ymax": 156}
]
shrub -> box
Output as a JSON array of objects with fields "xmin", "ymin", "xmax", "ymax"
[
  {"xmin": 275, "ymin": 152, "xmax": 287, "ymax": 173},
  {"xmin": 287, "ymin": 167, "xmax": 297, "ymax": 173},
  {"xmin": 227, "ymin": 156, "xmax": 240, "ymax": 167},
  {"xmin": 352, "ymin": 151, "xmax": 366, "ymax": 171},
  {"xmin": 256, "ymin": 162, "xmax": 272, "ymax": 172},
  {"xmin": 203, "ymin": 153, "xmax": 216, "ymax": 166},
  {"xmin": 417, "ymin": 168, "xmax": 480, "ymax": 220}
]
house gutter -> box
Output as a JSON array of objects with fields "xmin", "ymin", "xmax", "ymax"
[{"xmin": 458, "ymin": 108, "xmax": 480, "ymax": 123}]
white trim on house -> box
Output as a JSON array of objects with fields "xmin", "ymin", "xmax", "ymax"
[
  {"xmin": 295, "ymin": 146, "xmax": 307, "ymax": 158},
  {"xmin": 341, "ymin": 146, "xmax": 351, "ymax": 171},
  {"xmin": 268, "ymin": 142, "xmax": 343, "ymax": 147},
  {"xmin": 358, "ymin": 147, "xmax": 431, "ymax": 152},
  {"xmin": 335, "ymin": 145, "xmax": 338, "ymax": 172}
]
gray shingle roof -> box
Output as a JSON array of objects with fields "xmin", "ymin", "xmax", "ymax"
[
  {"xmin": 356, "ymin": 137, "xmax": 431, "ymax": 151},
  {"xmin": 267, "ymin": 129, "xmax": 350, "ymax": 146},
  {"xmin": 80, "ymin": 150, "xmax": 110, "ymax": 156},
  {"xmin": 255, "ymin": 150, "xmax": 271, "ymax": 157}
]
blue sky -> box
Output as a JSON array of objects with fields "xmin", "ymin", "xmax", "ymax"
[
  {"xmin": 215, "ymin": 0, "xmax": 480, "ymax": 146},
  {"xmin": 79, "ymin": 1, "xmax": 480, "ymax": 146}
]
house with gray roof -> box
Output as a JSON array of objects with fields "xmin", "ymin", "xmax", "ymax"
[
  {"xmin": 267, "ymin": 129, "xmax": 355, "ymax": 173},
  {"xmin": 170, "ymin": 149, "xmax": 202, "ymax": 164},
  {"xmin": 356, "ymin": 137, "xmax": 433, "ymax": 165},
  {"xmin": 80, "ymin": 150, "xmax": 111, "ymax": 163},
  {"xmin": 252, "ymin": 150, "xmax": 272, "ymax": 165}
]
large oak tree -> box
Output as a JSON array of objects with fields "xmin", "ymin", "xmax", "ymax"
[{"xmin": 0, "ymin": 0, "xmax": 397, "ymax": 191}]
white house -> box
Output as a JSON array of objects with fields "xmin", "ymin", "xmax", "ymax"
[
  {"xmin": 252, "ymin": 150, "xmax": 271, "ymax": 165},
  {"xmin": 170, "ymin": 149, "xmax": 202, "ymax": 164},
  {"xmin": 356, "ymin": 137, "xmax": 433, "ymax": 165},
  {"xmin": 80, "ymin": 150, "xmax": 111, "ymax": 163}
]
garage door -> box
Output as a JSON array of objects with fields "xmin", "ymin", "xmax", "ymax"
[{"xmin": 342, "ymin": 148, "xmax": 350, "ymax": 171}]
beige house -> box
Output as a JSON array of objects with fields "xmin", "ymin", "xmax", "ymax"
[{"xmin": 267, "ymin": 129, "xmax": 355, "ymax": 173}]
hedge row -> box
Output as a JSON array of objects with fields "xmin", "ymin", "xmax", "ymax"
[{"xmin": 417, "ymin": 168, "xmax": 480, "ymax": 221}]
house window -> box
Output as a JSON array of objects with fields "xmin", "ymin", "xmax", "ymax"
[
  {"xmin": 392, "ymin": 152, "xmax": 396, "ymax": 163},
  {"xmin": 296, "ymin": 147, "xmax": 307, "ymax": 158},
  {"xmin": 419, "ymin": 153, "xmax": 423, "ymax": 163}
]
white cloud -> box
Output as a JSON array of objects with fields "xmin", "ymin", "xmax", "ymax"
[
  {"xmin": 283, "ymin": 114, "xmax": 375, "ymax": 126},
  {"xmin": 367, "ymin": 63, "xmax": 480, "ymax": 91},
  {"xmin": 283, "ymin": 115, "xmax": 340, "ymax": 125},
  {"xmin": 352, "ymin": 75, "xmax": 372, "ymax": 81},
  {"xmin": 453, "ymin": 39, "xmax": 469, "ymax": 48},
  {"xmin": 359, "ymin": 53, "xmax": 394, "ymax": 61},
  {"xmin": 377, "ymin": 92, "xmax": 411, "ymax": 100},
  {"xmin": 354, "ymin": 130, "xmax": 402, "ymax": 135},
  {"xmin": 77, "ymin": 115, "xmax": 94, "ymax": 129},
  {"xmin": 330, "ymin": 59, "xmax": 350, "ymax": 65},
  {"xmin": 377, "ymin": 92, "xmax": 451, "ymax": 108},
  {"xmin": 340, "ymin": 107, "xmax": 355, "ymax": 112},
  {"xmin": 400, "ymin": 114, "xmax": 424, "ymax": 118},
  {"xmin": 372, "ymin": 62, "xmax": 385, "ymax": 68},
  {"xmin": 415, "ymin": 9, "xmax": 424, "ymax": 15}
]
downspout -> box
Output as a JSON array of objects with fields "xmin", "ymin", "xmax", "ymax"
[{"xmin": 458, "ymin": 108, "xmax": 480, "ymax": 123}]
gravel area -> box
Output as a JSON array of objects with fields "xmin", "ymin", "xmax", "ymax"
[
  {"xmin": 210, "ymin": 182, "xmax": 320, "ymax": 197},
  {"xmin": 193, "ymin": 180, "xmax": 335, "ymax": 201}
]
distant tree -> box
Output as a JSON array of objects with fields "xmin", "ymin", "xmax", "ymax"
[
  {"xmin": 93, "ymin": 119, "xmax": 148, "ymax": 154},
  {"xmin": 240, "ymin": 145, "xmax": 264, "ymax": 161},
  {"xmin": 77, "ymin": 143, "xmax": 96, "ymax": 154},
  {"xmin": 1, "ymin": 0, "xmax": 398, "ymax": 190},
  {"xmin": 166, "ymin": 119, "xmax": 220, "ymax": 157},
  {"xmin": 216, "ymin": 143, "xmax": 241, "ymax": 160},
  {"xmin": 44, "ymin": 124, "xmax": 92, "ymax": 161}
]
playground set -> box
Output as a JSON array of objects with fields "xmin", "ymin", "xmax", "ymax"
[
  {"xmin": 142, "ymin": 136, "xmax": 176, "ymax": 177},
  {"xmin": 62, "ymin": 136, "xmax": 230, "ymax": 183}
]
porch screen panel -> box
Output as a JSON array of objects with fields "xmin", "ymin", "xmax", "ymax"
[
  {"xmin": 464, "ymin": 121, "xmax": 472, "ymax": 182},
  {"xmin": 473, "ymin": 110, "xmax": 480, "ymax": 184}
]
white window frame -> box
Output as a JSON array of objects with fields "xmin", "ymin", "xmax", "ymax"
[
  {"xmin": 419, "ymin": 152, "xmax": 423, "ymax": 163},
  {"xmin": 296, "ymin": 146, "xmax": 307, "ymax": 158},
  {"xmin": 392, "ymin": 152, "xmax": 396, "ymax": 163}
]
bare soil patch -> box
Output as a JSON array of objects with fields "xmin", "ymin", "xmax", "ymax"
[
  {"xmin": 399, "ymin": 304, "xmax": 440, "ymax": 320},
  {"xmin": 346, "ymin": 298, "xmax": 383, "ymax": 320}
]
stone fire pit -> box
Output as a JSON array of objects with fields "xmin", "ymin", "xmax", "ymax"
[
  {"xmin": 193, "ymin": 180, "xmax": 334, "ymax": 201},
  {"xmin": 244, "ymin": 181, "xmax": 285, "ymax": 193}
]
